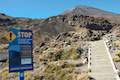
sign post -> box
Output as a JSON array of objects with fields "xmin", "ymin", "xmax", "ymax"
[
  {"xmin": 19, "ymin": 71, "xmax": 24, "ymax": 80},
  {"xmin": 8, "ymin": 28, "xmax": 33, "ymax": 80}
]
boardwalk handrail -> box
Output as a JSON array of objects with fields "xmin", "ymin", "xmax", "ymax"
[
  {"xmin": 104, "ymin": 40, "xmax": 120, "ymax": 80},
  {"xmin": 88, "ymin": 42, "xmax": 91, "ymax": 71}
]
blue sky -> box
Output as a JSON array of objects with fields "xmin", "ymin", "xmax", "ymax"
[{"xmin": 0, "ymin": 0, "xmax": 120, "ymax": 18}]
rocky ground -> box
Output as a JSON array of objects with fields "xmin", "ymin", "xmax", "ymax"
[{"xmin": 32, "ymin": 31, "xmax": 90, "ymax": 80}]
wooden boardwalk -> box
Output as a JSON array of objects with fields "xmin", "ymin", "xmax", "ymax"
[{"xmin": 89, "ymin": 40, "xmax": 117, "ymax": 80}]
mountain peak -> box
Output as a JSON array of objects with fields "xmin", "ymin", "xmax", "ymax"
[
  {"xmin": 62, "ymin": 6, "xmax": 120, "ymax": 23},
  {"xmin": 63, "ymin": 5, "xmax": 113, "ymax": 16}
]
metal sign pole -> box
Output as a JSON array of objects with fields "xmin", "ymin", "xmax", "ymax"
[{"xmin": 19, "ymin": 71, "xmax": 24, "ymax": 80}]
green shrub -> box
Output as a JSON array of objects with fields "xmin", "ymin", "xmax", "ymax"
[
  {"xmin": 44, "ymin": 62, "xmax": 74, "ymax": 80},
  {"xmin": 115, "ymin": 50, "xmax": 120, "ymax": 57},
  {"xmin": 113, "ymin": 56, "xmax": 120, "ymax": 62},
  {"xmin": 60, "ymin": 48, "xmax": 80, "ymax": 60},
  {"xmin": 39, "ymin": 48, "xmax": 81, "ymax": 62}
]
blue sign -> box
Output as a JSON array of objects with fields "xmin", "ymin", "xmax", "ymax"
[{"xmin": 9, "ymin": 29, "xmax": 33, "ymax": 72}]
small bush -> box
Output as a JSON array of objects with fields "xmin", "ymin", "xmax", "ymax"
[
  {"xmin": 115, "ymin": 50, "xmax": 120, "ymax": 57},
  {"xmin": 42, "ymin": 62, "xmax": 74, "ymax": 80},
  {"xmin": 113, "ymin": 40, "xmax": 120, "ymax": 47},
  {"xmin": 37, "ymin": 62, "xmax": 88, "ymax": 80},
  {"xmin": 60, "ymin": 48, "xmax": 80, "ymax": 60},
  {"xmin": 39, "ymin": 48, "xmax": 81, "ymax": 62},
  {"xmin": 113, "ymin": 56, "xmax": 120, "ymax": 62}
]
